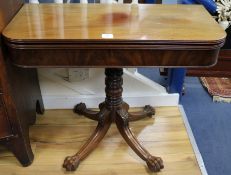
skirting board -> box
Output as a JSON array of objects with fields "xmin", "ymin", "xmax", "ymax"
[
  {"xmin": 38, "ymin": 68, "xmax": 179, "ymax": 109},
  {"xmin": 42, "ymin": 94, "xmax": 179, "ymax": 109},
  {"xmin": 179, "ymin": 105, "xmax": 208, "ymax": 175}
]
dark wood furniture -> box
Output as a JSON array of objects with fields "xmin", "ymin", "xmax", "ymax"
[
  {"xmin": 0, "ymin": 0, "xmax": 44, "ymax": 167},
  {"xmin": 187, "ymin": 50, "xmax": 231, "ymax": 77},
  {"xmin": 187, "ymin": 27, "xmax": 231, "ymax": 77},
  {"xmin": 1, "ymin": 3, "xmax": 225, "ymax": 172}
]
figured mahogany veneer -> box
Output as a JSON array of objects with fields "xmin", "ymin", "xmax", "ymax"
[
  {"xmin": 2, "ymin": 3, "xmax": 226, "ymax": 172},
  {"xmin": 3, "ymin": 4, "xmax": 226, "ymax": 68},
  {"xmin": 187, "ymin": 49, "xmax": 231, "ymax": 77}
]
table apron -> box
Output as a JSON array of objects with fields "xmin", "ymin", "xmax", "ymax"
[{"xmin": 6, "ymin": 48, "xmax": 220, "ymax": 68}]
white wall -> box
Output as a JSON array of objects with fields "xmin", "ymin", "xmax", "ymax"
[{"xmin": 162, "ymin": 0, "xmax": 179, "ymax": 4}]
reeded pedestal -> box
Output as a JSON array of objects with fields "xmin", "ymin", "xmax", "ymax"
[{"xmin": 63, "ymin": 68, "xmax": 164, "ymax": 172}]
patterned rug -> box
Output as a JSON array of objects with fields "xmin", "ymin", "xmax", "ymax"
[{"xmin": 200, "ymin": 77, "xmax": 231, "ymax": 103}]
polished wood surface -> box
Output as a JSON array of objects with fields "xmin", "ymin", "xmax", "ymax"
[
  {"xmin": 187, "ymin": 50, "xmax": 231, "ymax": 77},
  {"xmin": 0, "ymin": 3, "xmax": 226, "ymax": 170},
  {"xmin": 63, "ymin": 68, "xmax": 163, "ymax": 172},
  {"xmin": 3, "ymin": 4, "xmax": 225, "ymax": 43},
  {"xmin": 0, "ymin": 107, "xmax": 202, "ymax": 175},
  {"xmin": 0, "ymin": 0, "xmax": 44, "ymax": 166},
  {"xmin": 160, "ymin": 49, "xmax": 231, "ymax": 77},
  {"xmin": 2, "ymin": 4, "xmax": 226, "ymax": 68},
  {"xmin": 187, "ymin": 26, "xmax": 231, "ymax": 77},
  {"xmin": 5, "ymin": 47, "xmax": 222, "ymax": 68},
  {"xmin": 0, "ymin": 0, "xmax": 23, "ymax": 33},
  {"xmin": 0, "ymin": 95, "xmax": 11, "ymax": 139}
]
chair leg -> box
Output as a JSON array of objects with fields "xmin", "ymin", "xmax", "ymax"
[
  {"xmin": 115, "ymin": 109, "xmax": 164, "ymax": 172},
  {"xmin": 128, "ymin": 105, "xmax": 155, "ymax": 122},
  {"xmin": 63, "ymin": 108, "xmax": 111, "ymax": 171}
]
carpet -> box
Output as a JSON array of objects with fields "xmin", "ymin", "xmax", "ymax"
[
  {"xmin": 139, "ymin": 68, "xmax": 231, "ymax": 175},
  {"xmin": 200, "ymin": 77, "xmax": 231, "ymax": 103}
]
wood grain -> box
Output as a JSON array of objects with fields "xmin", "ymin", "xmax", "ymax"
[
  {"xmin": 6, "ymin": 48, "xmax": 220, "ymax": 68},
  {"xmin": 0, "ymin": 0, "xmax": 44, "ymax": 166},
  {"xmin": 187, "ymin": 49, "xmax": 231, "ymax": 77},
  {"xmin": 2, "ymin": 4, "xmax": 226, "ymax": 68},
  {"xmin": 0, "ymin": 0, "xmax": 23, "ymax": 34},
  {"xmin": 0, "ymin": 95, "xmax": 11, "ymax": 139},
  {"xmin": 62, "ymin": 68, "xmax": 164, "ymax": 172},
  {"xmin": 3, "ymin": 4, "xmax": 225, "ymax": 42},
  {"xmin": 0, "ymin": 107, "xmax": 202, "ymax": 175}
]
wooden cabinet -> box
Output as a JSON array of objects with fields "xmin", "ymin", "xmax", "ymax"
[
  {"xmin": 0, "ymin": 0, "xmax": 44, "ymax": 167},
  {"xmin": 0, "ymin": 51, "xmax": 13, "ymax": 141},
  {"xmin": 0, "ymin": 94, "xmax": 12, "ymax": 140},
  {"xmin": 0, "ymin": 0, "xmax": 21, "ymax": 142}
]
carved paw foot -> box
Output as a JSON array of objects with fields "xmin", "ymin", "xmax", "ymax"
[
  {"xmin": 146, "ymin": 155, "xmax": 164, "ymax": 172},
  {"xmin": 63, "ymin": 155, "xmax": 80, "ymax": 171},
  {"xmin": 74, "ymin": 103, "xmax": 87, "ymax": 115},
  {"xmin": 144, "ymin": 105, "xmax": 155, "ymax": 117}
]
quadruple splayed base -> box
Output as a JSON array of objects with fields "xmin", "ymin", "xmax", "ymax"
[{"xmin": 62, "ymin": 68, "xmax": 164, "ymax": 172}]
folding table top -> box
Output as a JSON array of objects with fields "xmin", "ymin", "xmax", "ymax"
[
  {"xmin": 2, "ymin": 4, "xmax": 227, "ymax": 68},
  {"xmin": 3, "ymin": 4, "xmax": 226, "ymax": 45}
]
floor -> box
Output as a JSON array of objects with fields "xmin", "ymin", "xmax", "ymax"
[
  {"xmin": 181, "ymin": 77, "xmax": 231, "ymax": 175},
  {"xmin": 0, "ymin": 107, "xmax": 201, "ymax": 175},
  {"xmin": 139, "ymin": 68, "xmax": 231, "ymax": 175}
]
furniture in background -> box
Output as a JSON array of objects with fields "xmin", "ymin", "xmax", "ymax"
[
  {"xmin": 165, "ymin": 0, "xmax": 221, "ymax": 97},
  {"xmin": 161, "ymin": 30, "xmax": 231, "ymax": 78},
  {"xmin": 187, "ymin": 51, "xmax": 231, "ymax": 77},
  {"xmin": 166, "ymin": 0, "xmax": 231, "ymax": 78},
  {"xmin": 0, "ymin": 0, "xmax": 44, "ymax": 167},
  {"xmin": 187, "ymin": 27, "xmax": 231, "ymax": 77},
  {"xmin": 2, "ymin": 3, "xmax": 225, "ymax": 172}
]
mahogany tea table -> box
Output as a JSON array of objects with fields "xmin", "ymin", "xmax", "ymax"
[{"xmin": 2, "ymin": 4, "xmax": 226, "ymax": 172}]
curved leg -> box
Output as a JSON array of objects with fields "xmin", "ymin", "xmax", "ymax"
[
  {"xmin": 115, "ymin": 109, "xmax": 164, "ymax": 172},
  {"xmin": 128, "ymin": 105, "xmax": 155, "ymax": 122},
  {"xmin": 74, "ymin": 103, "xmax": 100, "ymax": 121},
  {"xmin": 6, "ymin": 127, "xmax": 34, "ymax": 166},
  {"xmin": 36, "ymin": 99, "xmax": 45, "ymax": 115},
  {"xmin": 122, "ymin": 102, "xmax": 129, "ymax": 111},
  {"xmin": 63, "ymin": 108, "xmax": 111, "ymax": 171}
]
